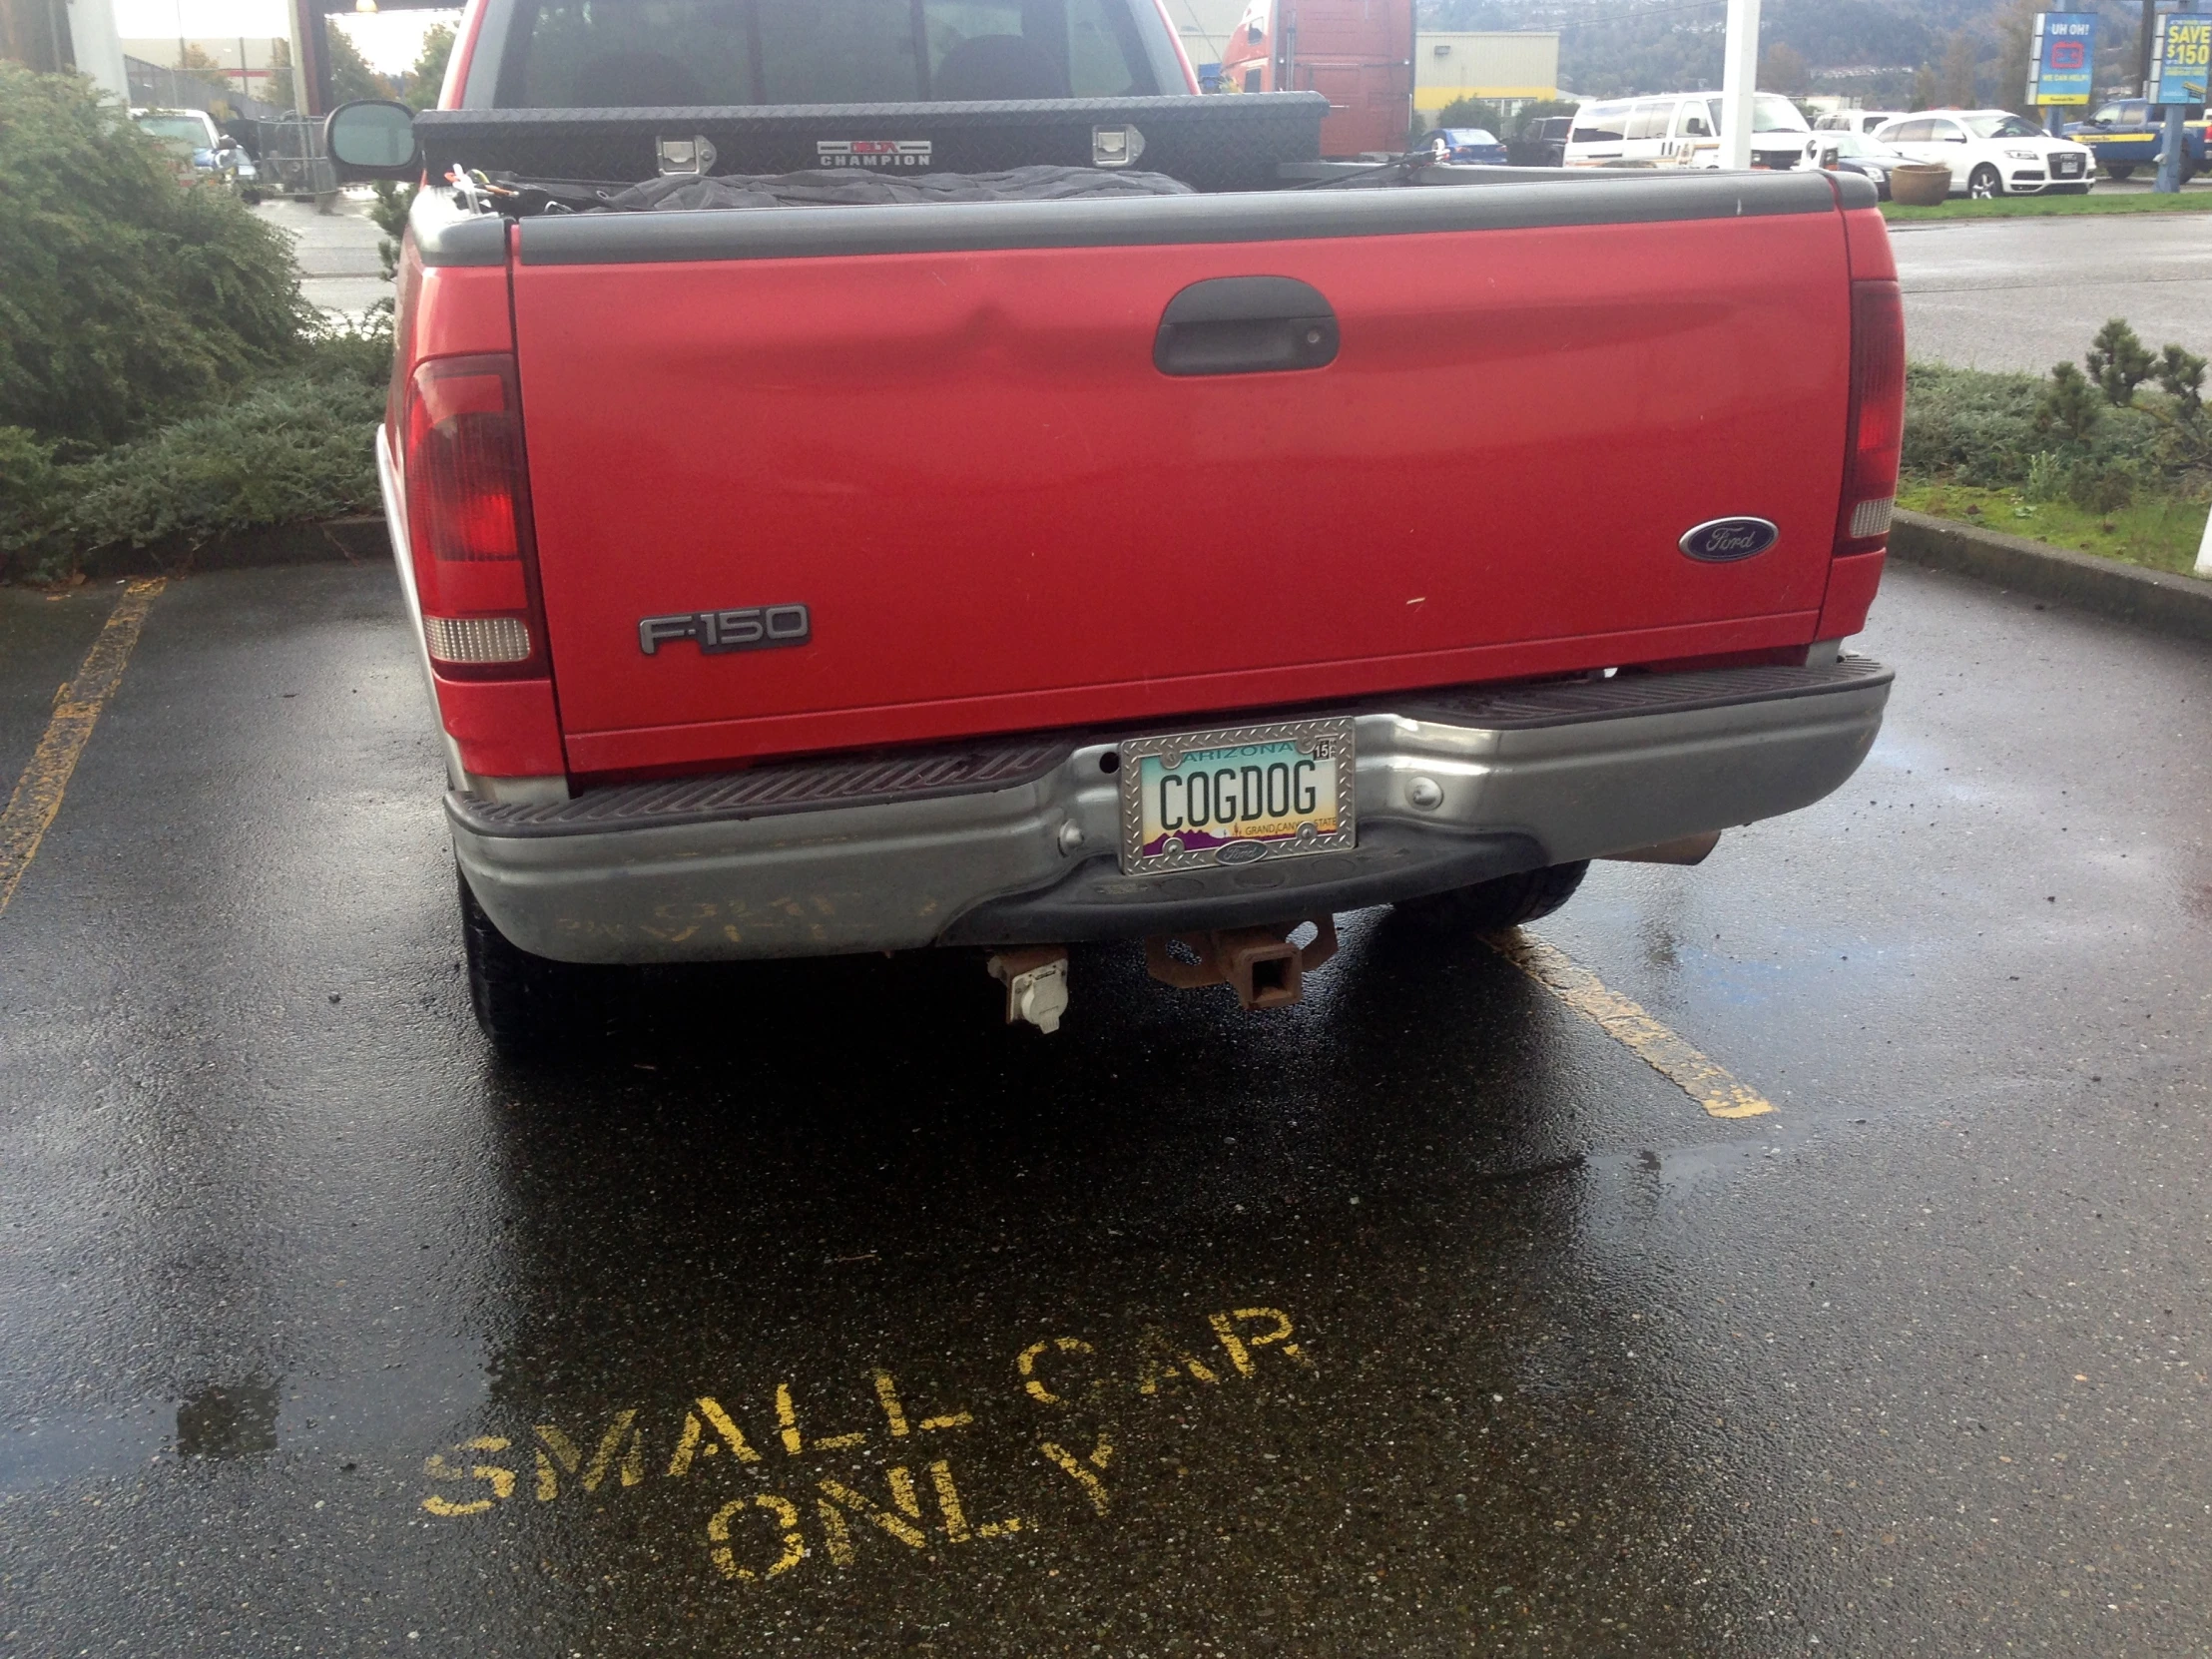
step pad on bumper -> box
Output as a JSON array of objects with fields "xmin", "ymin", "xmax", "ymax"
[{"xmin": 461, "ymin": 737, "xmax": 1071, "ymax": 836}]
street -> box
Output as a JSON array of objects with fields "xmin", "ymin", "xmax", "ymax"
[
  {"xmin": 1896, "ymin": 209, "xmax": 2212, "ymax": 372},
  {"xmin": 3, "ymin": 549, "xmax": 2212, "ymax": 1654}
]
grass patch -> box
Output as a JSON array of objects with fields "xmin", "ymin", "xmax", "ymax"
[
  {"xmin": 1883, "ymin": 189, "xmax": 2212, "ymax": 223},
  {"xmin": 1900, "ymin": 480, "xmax": 2208, "ymax": 576}
]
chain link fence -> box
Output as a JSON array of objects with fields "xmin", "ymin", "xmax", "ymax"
[
  {"xmin": 253, "ymin": 119, "xmax": 339, "ymax": 202},
  {"xmin": 122, "ymin": 59, "xmax": 339, "ymax": 201},
  {"xmin": 124, "ymin": 56, "xmax": 284, "ymax": 122}
]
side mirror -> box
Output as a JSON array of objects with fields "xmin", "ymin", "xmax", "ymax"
[{"xmin": 325, "ymin": 99, "xmax": 419, "ymax": 180}]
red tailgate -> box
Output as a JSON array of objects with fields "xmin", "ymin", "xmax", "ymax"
[{"xmin": 513, "ymin": 207, "xmax": 1850, "ymax": 775}]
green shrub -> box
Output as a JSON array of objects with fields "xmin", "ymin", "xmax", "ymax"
[
  {"xmin": 1904, "ymin": 321, "xmax": 2211, "ymax": 499},
  {"xmin": 58, "ymin": 370, "xmax": 381, "ymax": 554},
  {"xmin": 2037, "ymin": 360, "xmax": 2102, "ymax": 445},
  {"xmin": 1902, "ymin": 361, "xmax": 2051, "ymax": 486},
  {"xmin": 0, "ymin": 425, "xmax": 63, "ymax": 556},
  {"xmin": 0, "ymin": 62, "xmax": 310, "ymax": 450},
  {"xmin": 2065, "ymin": 457, "xmax": 2136, "ymax": 515},
  {"xmin": 2087, "ymin": 317, "xmax": 2154, "ymax": 407},
  {"xmin": 3, "ymin": 317, "xmax": 389, "ymax": 583},
  {"xmin": 368, "ymin": 180, "xmax": 418, "ymax": 280}
]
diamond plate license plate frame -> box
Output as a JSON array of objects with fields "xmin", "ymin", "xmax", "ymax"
[{"xmin": 1116, "ymin": 716, "xmax": 1358, "ymax": 876}]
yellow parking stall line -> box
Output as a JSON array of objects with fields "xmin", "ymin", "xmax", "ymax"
[
  {"xmin": 0, "ymin": 578, "xmax": 166, "ymax": 922},
  {"xmin": 1487, "ymin": 928, "xmax": 1775, "ymax": 1119}
]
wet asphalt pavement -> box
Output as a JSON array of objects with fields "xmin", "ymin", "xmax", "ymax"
[
  {"xmin": 4, "ymin": 557, "xmax": 2212, "ymax": 1657},
  {"xmin": 1895, "ymin": 210, "xmax": 2212, "ymax": 373}
]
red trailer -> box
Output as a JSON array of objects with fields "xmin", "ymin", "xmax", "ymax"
[{"xmin": 1218, "ymin": 0, "xmax": 1416, "ymax": 158}]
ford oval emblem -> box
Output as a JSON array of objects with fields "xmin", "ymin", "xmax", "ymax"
[
  {"xmin": 1215, "ymin": 840, "xmax": 1270, "ymax": 866},
  {"xmin": 1679, "ymin": 517, "xmax": 1780, "ymax": 562}
]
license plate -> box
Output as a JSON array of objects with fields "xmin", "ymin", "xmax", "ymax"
[
  {"xmin": 2055, "ymin": 156, "xmax": 2082, "ymax": 176},
  {"xmin": 1117, "ymin": 717, "xmax": 1357, "ymax": 875}
]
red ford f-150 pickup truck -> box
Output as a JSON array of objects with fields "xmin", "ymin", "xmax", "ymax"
[{"xmin": 329, "ymin": 0, "xmax": 1901, "ymax": 1054}]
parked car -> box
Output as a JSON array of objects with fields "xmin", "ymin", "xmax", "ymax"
[
  {"xmin": 133, "ymin": 107, "xmax": 262, "ymax": 200},
  {"xmin": 1872, "ymin": 109, "xmax": 2096, "ymax": 197},
  {"xmin": 2063, "ymin": 97, "xmax": 2207, "ymax": 181},
  {"xmin": 328, "ymin": 0, "xmax": 1901, "ymax": 1054},
  {"xmin": 1427, "ymin": 127, "xmax": 1508, "ymax": 165},
  {"xmin": 1508, "ymin": 115, "xmax": 1573, "ymax": 167},
  {"xmin": 1814, "ymin": 110, "xmax": 1906, "ymax": 139},
  {"xmin": 1805, "ymin": 129, "xmax": 1913, "ymax": 198},
  {"xmin": 1565, "ymin": 92, "xmax": 1809, "ymax": 171}
]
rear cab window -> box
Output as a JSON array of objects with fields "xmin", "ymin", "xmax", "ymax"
[{"xmin": 493, "ymin": 0, "xmax": 1162, "ymax": 105}]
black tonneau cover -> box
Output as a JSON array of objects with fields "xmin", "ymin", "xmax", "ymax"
[
  {"xmin": 413, "ymin": 93, "xmax": 1328, "ymax": 195},
  {"xmin": 598, "ymin": 164, "xmax": 1191, "ymax": 211}
]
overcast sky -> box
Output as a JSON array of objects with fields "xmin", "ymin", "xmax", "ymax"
[{"xmin": 113, "ymin": 0, "xmax": 462, "ymax": 71}]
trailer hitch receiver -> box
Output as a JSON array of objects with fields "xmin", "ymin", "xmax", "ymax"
[{"xmin": 1143, "ymin": 917, "xmax": 1339, "ymax": 1011}]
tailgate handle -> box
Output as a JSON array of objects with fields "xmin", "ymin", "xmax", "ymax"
[{"xmin": 1154, "ymin": 276, "xmax": 1339, "ymax": 376}]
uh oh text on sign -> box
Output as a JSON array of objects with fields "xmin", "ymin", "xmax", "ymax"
[{"xmin": 2027, "ymin": 12, "xmax": 2097, "ymax": 107}]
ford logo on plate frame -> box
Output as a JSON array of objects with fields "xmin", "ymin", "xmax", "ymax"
[{"xmin": 1679, "ymin": 517, "xmax": 1780, "ymax": 562}]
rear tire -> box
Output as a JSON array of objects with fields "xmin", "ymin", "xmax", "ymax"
[
  {"xmin": 459, "ymin": 868, "xmax": 589, "ymax": 1061},
  {"xmin": 2106, "ymin": 163, "xmax": 2134, "ymax": 181},
  {"xmin": 1394, "ymin": 860, "xmax": 1590, "ymax": 935}
]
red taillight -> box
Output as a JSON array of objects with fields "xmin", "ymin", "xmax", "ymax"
[
  {"xmin": 1835, "ymin": 277, "xmax": 1905, "ymax": 557},
  {"xmin": 403, "ymin": 353, "xmax": 544, "ymax": 677}
]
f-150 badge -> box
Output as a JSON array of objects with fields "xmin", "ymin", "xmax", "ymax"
[
  {"xmin": 817, "ymin": 140, "xmax": 932, "ymax": 169},
  {"xmin": 1678, "ymin": 517, "xmax": 1780, "ymax": 562},
  {"xmin": 638, "ymin": 605, "xmax": 811, "ymax": 656}
]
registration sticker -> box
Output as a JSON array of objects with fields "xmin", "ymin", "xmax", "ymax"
[{"xmin": 1117, "ymin": 717, "xmax": 1357, "ymax": 875}]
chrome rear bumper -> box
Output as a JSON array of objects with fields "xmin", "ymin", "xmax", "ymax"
[{"xmin": 449, "ymin": 658, "xmax": 1892, "ymax": 962}]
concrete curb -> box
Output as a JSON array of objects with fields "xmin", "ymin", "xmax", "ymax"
[{"xmin": 1889, "ymin": 507, "xmax": 2212, "ymax": 645}]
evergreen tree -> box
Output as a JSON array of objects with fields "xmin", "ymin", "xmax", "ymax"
[{"xmin": 405, "ymin": 23, "xmax": 456, "ymax": 110}]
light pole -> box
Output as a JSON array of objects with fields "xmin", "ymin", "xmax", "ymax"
[{"xmin": 1720, "ymin": 0, "xmax": 1762, "ymax": 171}]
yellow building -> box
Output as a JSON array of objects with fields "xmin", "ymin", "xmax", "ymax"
[{"xmin": 1414, "ymin": 31, "xmax": 1559, "ymax": 114}]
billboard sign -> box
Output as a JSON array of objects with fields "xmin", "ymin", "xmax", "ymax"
[
  {"xmin": 2147, "ymin": 11, "xmax": 2211, "ymax": 108},
  {"xmin": 2026, "ymin": 12, "xmax": 2097, "ymax": 106}
]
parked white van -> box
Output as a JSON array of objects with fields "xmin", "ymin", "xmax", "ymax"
[{"xmin": 1564, "ymin": 93, "xmax": 1813, "ymax": 171}]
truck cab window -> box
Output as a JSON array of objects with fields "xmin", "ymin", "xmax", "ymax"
[{"xmin": 499, "ymin": 0, "xmax": 1155, "ymax": 106}]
